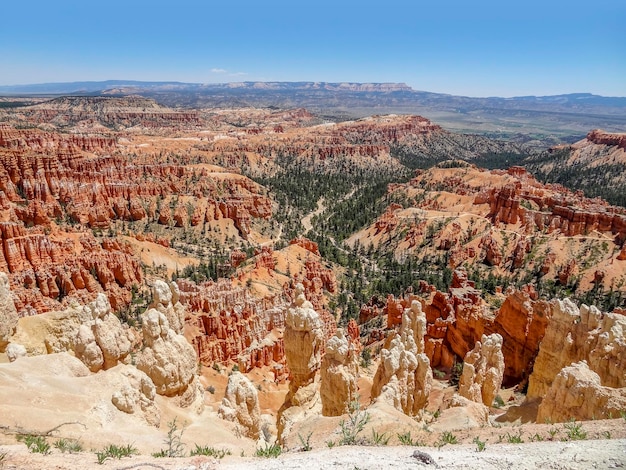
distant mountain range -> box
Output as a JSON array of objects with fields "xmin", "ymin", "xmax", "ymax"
[{"xmin": 2, "ymin": 80, "xmax": 625, "ymax": 142}]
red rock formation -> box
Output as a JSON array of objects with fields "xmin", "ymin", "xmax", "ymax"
[
  {"xmin": 586, "ymin": 129, "xmax": 626, "ymax": 149},
  {"xmin": 180, "ymin": 278, "xmax": 286, "ymax": 370},
  {"xmin": 0, "ymin": 224, "xmax": 142, "ymax": 314},
  {"xmin": 289, "ymin": 237, "xmax": 320, "ymax": 256},
  {"xmin": 487, "ymin": 289, "xmax": 552, "ymax": 384}
]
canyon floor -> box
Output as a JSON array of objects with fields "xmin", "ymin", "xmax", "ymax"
[{"xmin": 1, "ymin": 435, "xmax": 625, "ymax": 469}]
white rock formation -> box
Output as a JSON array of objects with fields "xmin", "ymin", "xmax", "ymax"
[
  {"xmin": 218, "ymin": 371, "xmax": 261, "ymax": 439},
  {"xmin": 111, "ymin": 366, "xmax": 161, "ymax": 426},
  {"xmin": 371, "ymin": 300, "xmax": 433, "ymax": 416},
  {"xmin": 537, "ymin": 361, "xmax": 626, "ymax": 423},
  {"xmin": 135, "ymin": 291, "xmax": 199, "ymax": 403},
  {"xmin": 277, "ymin": 284, "xmax": 324, "ymax": 442},
  {"xmin": 320, "ymin": 329, "xmax": 359, "ymax": 416},
  {"xmin": 0, "ymin": 272, "xmax": 18, "ymax": 352},
  {"xmin": 283, "ymin": 283, "xmax": 324, "ymax": 402},
  {"xmin": 77, "ymin": 293, "xmax": 132, "ymax": 371},
  {"xmin": 458, "ymin": 333, "xmax": 505, "ymax": 407},
  {"xmin": 5, "ymin": 342, "xmax": 27, "ymax": 362},
  {"xmin": 150, "ymin": 280, "xmax": 185, "ymax": 335},
  {"xmin": 528, "ymin": 299, "xmax": 626, "ymax": 399}
]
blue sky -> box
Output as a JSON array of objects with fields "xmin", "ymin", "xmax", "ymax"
[{"xmin": 1, "ymin": 0, "xmax": 624, "ymax": 97}]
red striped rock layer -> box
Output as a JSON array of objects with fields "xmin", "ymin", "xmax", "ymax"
[
  {"xmin": 0, "ymin": 126, "xmax": 271, "ymax": 236},
  {"xmin": 0, "ymin": 222, "xmax": 142, "ymax": 315}
]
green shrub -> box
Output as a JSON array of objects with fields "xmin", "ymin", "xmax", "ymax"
[
  {"xmin": 255, "ymin": 443, "xmax": 281, "ymax": 458},
  {"xmin": 371, "ymin": 429, "xmax": 390, "ymax": 446},
  {"xmin": 436, "ymin": 431, "xmax": 458, "ymax": 448},
  {"xmin": 338, "ymin": 401, "xmax": 370, "ymax": 446},
  {"xmin": 473, "ymin": 437, "xmax": 486, "ymax": 452},
  {"xmin": 17, "ymin": 435, "xmax": 50, "ymax": 455},
  {"xmin": 95, "ymin": 443, "xmax": 138, "ymax": 464},
  {"xmin": 563, "ymin": 421, "xmax": 587, "ymax": 441},
  {"xmin": 153, "ymin": 418, "xmax": 186, "ymax": 457},
  {"xmin": 53, "ymin": 438, "xmax": 83, "ymax": 453},
  {"xmin": 397, "ymin": 431, "xmax": 421, "ymax": 446},
  {"xmin": 189, "ymin": 445, "xmax": 231, "ymax": 459},
  {"xmin": 298, "ymin": 432, "xmax": 313, "ymax": 452}
]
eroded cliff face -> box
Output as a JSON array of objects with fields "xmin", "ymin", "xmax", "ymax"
[
  {"xmin": 0, "ymin": 225, "xmax": 142, "ymax": 315},
  {"xmin": 527, "ymin": 299, "xmax": 626, "ymax": 399},
  {"xmin": 537, "ymin": 361, "xmax": 626, "ymax": 423}
]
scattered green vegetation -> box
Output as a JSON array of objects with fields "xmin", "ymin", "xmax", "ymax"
[
  {"xmin": 153, "ymin": 418, "xmax": 186, "ymax": 457},
  {"xmin": 473, "ymin": 437, "xmax": 486, "ymax": 452},
  {"xmin": 370, "ymin": 429, "xmax": 390, "ymax": 446},
  {"xmin": 437, "ymin": 431, "xmax": 458, "ymax": 448},
  {"xmin": 17, "ymin": 435, "xmax": 50, "ymax": 455},
  {"xmin": 563, "ymin": 421, "xmax": 587, "ymax": 441},
  {"xmin": 338, "ymin": 401, "xmax": 370, "ymax": 446},
  {"xmin": 53, "ymin": 438, "xmax": 83, "ymax": 453},
  {"xmin": 506, "ymin": 431, "xmax": 524, "ymax": 444},
  {"xmin": 255, "ymin": 442, "xmax": 282, "ymax": 458},
  {"xmin": 95, "ymin": 444, "xmax": 138, "ymax": 464},
  {"xmin": 396, "ymin": 431, "xmax": 421, "ymax": 446},
  {"xmin": 493, "ymin": 395, "xmax": 505, "ymax": 408},
  {"xmin": 298, "ymin": 432, "xmax": 313, "ymax": 452},
  {"xmin": 189, "ymin": 445, "xmax": 231, "ymax": 459}
]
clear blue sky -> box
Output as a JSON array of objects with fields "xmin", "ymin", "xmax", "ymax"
[{"xmin": 1, "ymin": 0, "xmax": 624, "ymax": 97}]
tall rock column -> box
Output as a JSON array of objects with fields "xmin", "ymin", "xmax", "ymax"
[
  {"xmin": 283, "ymin": 283, "xmax": 324, "ymax": 404},
  {"xmin": 136, "ymin": 281, "xmax": 202, "ymax": 409},
  {"xmin": 458, "ymin": 333, "xmax": 505, "ymax": 407},
  {"xmin": 277, "ymin": 284, "xmax": 324, "ymax": 441},
  {"xmin": 371, "ymin": 300, "xmax": 433, "ymax": 416},
  {"xmin": 320, "ymin": 329, "xmax": 359, "ymax": 416}
]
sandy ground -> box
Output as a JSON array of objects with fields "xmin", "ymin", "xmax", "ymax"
[{"xmin": 1, "ymin": 439, "xmax": 625, "ymax": 469}]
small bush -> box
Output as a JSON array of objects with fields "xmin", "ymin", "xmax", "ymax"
[
  {"xmin": 449, "ymin": 362, "xmax": 463, "ymax": 388},
  {"xmin": 338, "ymin": 401, "xmax": 370, "ymax": 446},
  {"xmin": 95, "ymin": 443, "xmax": 137, "ymax": 464},
  {"xmin": 206, "ymin": 385, "xmax": 216, "ymax": 394},
  {"xmin": 397, "ymin": 431, "xmax": 421, "ymax": 446},
  {"xmin": 54, "ymin": 438, "xmax": 83, "ymax": 454},
  {"xmin": 563, "ymin": 421, "xmax": 587, "ymax": 441},
  {"xmin": 189, "ymin": 444, "xmax": 231, "ymax": 459},
  {"xmin": 154, "ymin": 418, "xmax": 186, "ymax": 457},
  {"xmin": 360, "ymin": 348, "xmax": 371, "ymax": 368},
  {"xmin": 506, "ymin": 431, "xmax": 524, "ymax": 443},
  {"xmin": 473, "ymin": 437, "xmax": 486, "ymax": 452},
  {"xmin": 436, "ymin": 431, "xmax": 458, "ymax": 448},
  {"xmin": 298, "ymin": 432, "xmax": 313, "ymax": 452},
  {"xmin": 18, "ymin": 435, "xmax": 50, "ymax": 455},
  {"xmin": 255, "ymin": 442, "xmax": 281, "ymax": 458},
  {"xmin": 371, "ymin": 429, "xmax": 390, "ymax": 446},
  {"xmin": 492, "ymin": 395, "xmax": 505, "ymax": 408}
]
